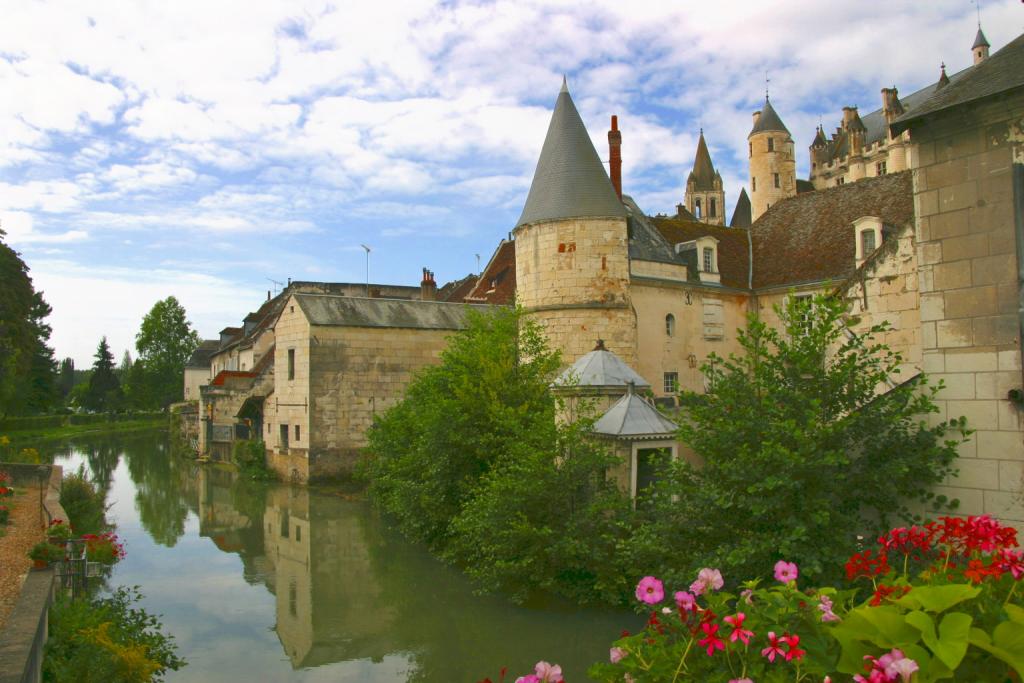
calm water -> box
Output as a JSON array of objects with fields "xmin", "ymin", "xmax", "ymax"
[{"xmin": 46, "ymin": 430, "xmax": 634, "ymax": 682}]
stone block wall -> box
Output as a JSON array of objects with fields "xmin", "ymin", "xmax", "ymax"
[
  {"xmin": 909, "ymin": 94, "xmax": 1024, "ymax": 524},
  {"xmin": 268, "ymin": 297, "xmax": 312, "ymax": 474}
]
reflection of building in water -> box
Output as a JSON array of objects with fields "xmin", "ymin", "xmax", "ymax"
[
  {"xmin": 195, "ymin": 466, "xmax": 268, "ymax": 583},
  {"xmin": 263, "ymin": 486, "xmax": 397, "ymax": 668}
]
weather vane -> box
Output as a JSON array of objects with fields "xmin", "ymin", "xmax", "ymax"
[{"xmin": 765, "ymin": 71, "xmax": 771, "ymax": 100}]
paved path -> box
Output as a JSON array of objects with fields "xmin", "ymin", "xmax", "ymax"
[{"xmin": 0, "ymin": 485, "xmax": 44, "ymax": 631}]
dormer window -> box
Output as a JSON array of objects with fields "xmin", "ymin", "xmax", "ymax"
[
  {"xmin": 860, "ymin": 229, "xmax": 876, "ymax": 255},
  {"xmin": 702, "ymin": 248, "xmax": 714, "ymax": 273},
  {"xmin": 853, "ymin": 216, "xmax": 884, "ymax": 266}
]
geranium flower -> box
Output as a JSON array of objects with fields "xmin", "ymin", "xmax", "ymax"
[
  {"xmin": 723, "ymin": 612, "xmax": 754, "ymax": 645},
  {"xmin": 998, "ymin": 548, "xmax": 1024, "ymax": 580},
  {"xmin": 761, "ymin": 631, "xmax": 785, "ymax": 662},
  {"xmin": 774, "ymin": 560, "xmax": 798, "ymax": 584},
  {"xmin": 533, "ymin": 661, "xmax": 562, "ymax": 682},
  {"xmin": 635, "ymin": 576, "xmax": 664, "ymax": 604},
  {"xmin": 690, "ymin": 568, "xmax": 724, "ymax": 595},
  {"xmin": 698, "ymin": 622, "xmax": 725, "ymax": 656},
  {"xmin": 818, "ymin": 594, "xmax": 841, "ymax": 622},
  {"xmin": 869, "ymin": 583, "xmax": 910, "ymax": 606},
  {"xmin": 674, "ymin": 591, "xmax": 696, "ymax": 611},
  {"xmin": 609, "ymin": 647, "xmax": 626, "ymax": 664},
  {"xmin": 782, "ymin": 633, "xmax": 806, "ymax": 661},
  {"xmin": 846, "ymin": 549, "xmax": 891, "ymax": 581}
]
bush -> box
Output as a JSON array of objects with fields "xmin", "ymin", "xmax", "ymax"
[
  {"xmin": 0, "ymin": 414, "xmax": 64, "ymax": 431},
  {"xmin": 231, "ymin": 439, "xmax": 273, "ymax": 481},
  {"xmin": 60, "ymin": 465, "xmax": 108, "ymax": 536},
  {"xmin": 44, "ymin": 586, "xmax": 185, "ymax": 683}
]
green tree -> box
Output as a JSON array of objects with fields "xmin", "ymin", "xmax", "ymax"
[
  {"xmin": 134, "ymin": 297, "xmax": 200, "ymax": 408},
  {"xmin": 85, "ymin": 337, "xmax": 121, "ymax": 412},
  {"xmin": 19, "ymin": 291, "xmax": 59, "ymax": 413},
  {"xmin": 622, "ymin": 292, "xmax": 967, "ymax": 588},
  {"xmin": 59, "ymin": 357, "xmax": 76, "ymax": 399}
]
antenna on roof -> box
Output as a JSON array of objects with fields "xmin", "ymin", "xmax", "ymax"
[
  {"xmin": 974, "ymin": 0, "xmax": 981, "ymax": 27},
  {"xmin": 360, "ymin": 244, "xmax": 372, "ymax": 297},
  {"xmin": 266, "ymin": 277, "xmax": 284, "ymax": 296}
]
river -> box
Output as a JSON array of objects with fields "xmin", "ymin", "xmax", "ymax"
[{"xmin": 45, "ymin": 429, "xmax": 634, "ymax": 682}]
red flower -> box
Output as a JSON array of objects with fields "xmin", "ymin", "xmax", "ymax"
[
  {"xmin": 846, "ymin": 549, "xmax": 891, "ymax": 581},
  {"xmin": 761, "ymin": 631, "xmax": 786, "ymax": 663},
  {"xmin": 723, "ymin": 612, "xmax": 754, "ymax": 645},
  {"xmin": 782, "ymin": 633, "xmax": 806, "ymax": 662},
  {"xmin": 870, "ymin": 584, "xmax": 910, "ymax": 607},
  {"xmin": 698, "ymin": 622, "xmax": 725, "ymax": 656}
]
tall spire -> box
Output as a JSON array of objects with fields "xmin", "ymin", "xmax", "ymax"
[
  {"xmin": 516, "ymin": 81, "xmax": 626, "ymax": 228},
  {"xmin": 688, "ymin": 130, "xmax": 719, "ymax": 190}
]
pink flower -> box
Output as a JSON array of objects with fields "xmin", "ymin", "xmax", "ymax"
[
  {"xmin": 888, "ymin": 657, "xmax": 919, "ymax": 682},
  {"xmin": 774, "ymin": 560, "xmax": 798, "ymax": 584},
  {"xmin": 609, "ymin": 647, "xmax": 626, "ymax": 664},
  {"xmin": 635, "ymin": 576, "xmax": 664, "ymax": 604},
  {"xmin": 515, "ymin": 677, "xmax": 539, "ymax": 683},
  {"xmin": 690, "ymin": 567, "xmax": 724, "ymax": 595},
  {"xmin": 674, "ymin": 591, "xmax": 696, "ymax": 611},
  {"xmin": 761, "ymin": 631, "xmax": 785, "ymax": 663},
  {"xmin": 533, "ymin": 661, "xmax": 562, "ymax": 682},
  {"xmin": 698, "ymin": 622, "xmax": 725, "ymax": 656},
  {"xmin": 723, "ymin": 612, "xmax": 754, "ymax": 645},
  {"xmin": 818, "ymin": 594, "xmax": 841, "ymax": 622},
  {"xmin": 729, "ymin": 679, "xmax": 754, "ymax": 683},
  {"xmin": 740, "ymin": 588, "xmax": 754, "ymax": 605}
]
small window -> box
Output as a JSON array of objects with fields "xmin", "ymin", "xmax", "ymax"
[
  {"xmin": 694, "ymin": 198, "xmax": 701, "ymax": 219},
  {"xmin": 295, "ymin": 424, "xmax": 300, "ymax": 441},
  {"xmin": 288, "ymin": 579, "xmax": 297, "ymax": 617},
  {"xmin": 861, "ymin": 229, "xmax": 876, "ymax": 255},
  {"xmin": 767, "ymin": 137, "xmax": 774, "ymax": 152},
  {"xmin": 792, "ymin": 294, "xmax": 814, "ymax": 335},
  {"xmin": 876, "ymin": 161, "xmax": 887, "ymax": 176},
  {"xmin": 752, "ymin": 177, "xmax": 756, "ymax": 192},
  {"xmin": 665, "ymin": 314, "xmax": 675, "ymax": 337},
  {"xmin": 703, "ymin": 247, "xmax": 714, "ymax": 273},
  {"xmin": 663, "ymin": 372, "xmax": 679, "ymax": 394},
  {"xmin": 287, "ymin": 349, "xmax": 295, "ymax": 380},
  {"xmin": 773, "ymin": 173, "xmax": 780, "ymax": 188},
  {"xmin": 296, "ymin": 525, "xmax": 301, "ymax": 542},
  {"xmin": 709, "ymin": 198, "xmax": 716, "ymax": 218},
  {"xmin": 837, "ymin": 177, "xmax": 845, "ymax": 186},
  {"xmin": 749, "ymin": 142, "xmax": 752, "ymax": 157},
  {"xmin": 267, "ymin": 422, "xmax": 271, "ymax": 433}
]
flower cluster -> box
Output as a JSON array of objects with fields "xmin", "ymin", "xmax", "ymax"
[
  {"xmin": 83, "ymin": 532, "xmax": 126, "ymax": 564},
  {"xmin": 47, "ymin": 518, "xmax": 73, "ymax": 540},
  {"xmin": 0, "ymin": 471, "xmax": 13, "ymax": 498},
  {"xmin": 513, "ymin": 661, "xmax": 563, "ymax": 683},
  {"xmin": 854, "ymin": 648, "xmax": 919, "ymax": 682}
]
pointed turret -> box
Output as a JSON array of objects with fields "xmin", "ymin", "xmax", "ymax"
[
  {"xmin": 972, "ymin": 27, "xmax": 990, "ymax": 64},
  {"xmin": 684, "ymin": 129, "xmax": 726, "ymax": 225},
  {"xmin": 749, "ymin": 97, "xmax": 791, "ymax": 137},
  {"xmin": 748, "ymin": 96, "xmax": 796, "ymax": 221},
  {"xmin": 516, "ymin": 81, "xmax": 626, "ymax": 228},
  {"xmin": 730, "ymin": 188, "xmax": 752, "ymax": 228},
  {"xmin": 936, "ymin": 62, "xmax": 950, "ymax": 91}
]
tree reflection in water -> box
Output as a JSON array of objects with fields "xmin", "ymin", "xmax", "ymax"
[{"xmin": 122, "ymin": 431, "xmax": 194, "ymax": 547}]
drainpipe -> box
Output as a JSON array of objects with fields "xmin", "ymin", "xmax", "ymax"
[{"xmin": 1014, "ymin": 157, "xmax": 1024, "ymax": 392}]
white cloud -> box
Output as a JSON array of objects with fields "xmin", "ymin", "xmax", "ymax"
[{"xmin": 0, "ymin": 210, "xmax": 89, "ymax": 244}]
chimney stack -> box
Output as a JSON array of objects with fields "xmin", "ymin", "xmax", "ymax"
[
  {"xmin": 420, "ymin": 267, "xmax": 437, "ymax": 301},
  {"xmin": 608, "ymin": 115, "xmax": 622, "ymax": 200},
  {"xmin": 752, "ymin": 111, "xmax": 762, "ymax": 128}
]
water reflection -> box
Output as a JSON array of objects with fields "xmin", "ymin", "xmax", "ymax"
[{"xmin": 52, "ymin": 432, "xmax": 635, "ymax": 682}]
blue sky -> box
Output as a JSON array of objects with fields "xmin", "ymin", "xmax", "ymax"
[{"xmin": 2, "ymin": 0, "xmax": 1021, "ymax": 366}]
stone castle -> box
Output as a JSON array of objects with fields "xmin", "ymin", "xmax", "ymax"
[{"xmin": 188, "ymin": 26, "xmax": 1024, "ymax": 526}]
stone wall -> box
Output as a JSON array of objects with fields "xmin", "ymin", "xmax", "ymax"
[
  {"xmin": 267, "ymin": 297, "xmax": 312, "ymax": 477},
  {"xmin": 908, "ymin": 93, "xmax": 1024, "ymax": 524}
]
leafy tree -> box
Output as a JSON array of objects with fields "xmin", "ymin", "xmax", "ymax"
[
  {"xmin": 622, "ymin": 292, "xmax": 967, "ymax": 588},
  {"xmin": 135, "ymin": 297, "xmax": 200, "ymax": 408},
  {"xmin": 119, "ymin": 350, "xmax": 133, "ymax": 379},
  {"xmin": 85, "ymin": 337, "xmax": 121, "ymax": 412}
]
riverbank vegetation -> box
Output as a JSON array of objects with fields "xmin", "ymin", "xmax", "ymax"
[{"xmin": 365, "ymin": 297, "xmax": 967, "ymax": 608}]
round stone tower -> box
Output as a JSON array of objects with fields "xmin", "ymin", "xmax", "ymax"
[
  {"xmin": 748, "ymin": 96, "xmax": 796, "ymax": 221},
  {"xmin": 513, "ymin": 79, "xmax": 637, "ymax": 367}
]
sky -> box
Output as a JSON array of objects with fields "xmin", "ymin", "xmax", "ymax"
[{"xmin": 2, "ymin": 0, "xmax": 1022, "ymax": 367}]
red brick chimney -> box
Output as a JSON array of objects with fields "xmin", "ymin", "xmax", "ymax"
[
  {"xmin": 420, "ymin": 267, "xmax": 437, "ymax": 301},
  {"xmin": 608, "ymin": 115, "xmax": 622, "ymax": 200}
]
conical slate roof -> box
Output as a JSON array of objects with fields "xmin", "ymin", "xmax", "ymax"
[
  {"xmin": 516, "ymin": 80, "xmax": 627, "ymax": 227},
  {"xmin": 936, "ymin": 63, "xmax": 951, "ymax": 91},
  {"xmin": 811, "ymin": 125, "xmax": 828, "ymax": 148},
  {"xmin": 552, "ymin": 342, "xmax": 650, "ymax": 388},
  {"xmin": 749, "ymin": 97, "xmax": 790, "ymax": 137},
  {"xmin": 730, "ymin": 188, "xmax": 751, "ymax": 228},
  {"xmin": 973, "ymin": 27, "xmax": 990, "ymax": 49},
  {"xmin": 687, "ymin": 130, "xmax": 718, "ymax": 189},
  {"xmin": 593, "ymin": 385, "xmax": 678, "ymax": 439}
]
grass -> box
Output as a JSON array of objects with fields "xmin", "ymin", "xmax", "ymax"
[{"xmin": 3, "ymin": 416, "xmax": 167, "ymax": 448}]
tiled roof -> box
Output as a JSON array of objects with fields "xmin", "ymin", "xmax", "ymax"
[
  {"xmin": 552, "ymin": 343, "xmax": 651, "ymax": 388},
  {"xmin": 749, "ymin": 97, "xmax": 790, "ymax": 136},
  {"xmin": 750, "ymin": 171, "xmax": 914, "ymax": 288},
  {"xmin": 892, "ymin": 32, "xmax": 1024, "ymax": 134},
  {"xmin": 624, "ymin": 196, "xmax": 677, "ymax": 264},
  {"xmin": 186, "ymin": 340, "xmax": 219, "ymax": 368},
  {"xmin": 593, "ymin": 388, "xmax": 678, "ymax": 439},
  {"xmin": 465, "ymin": 240, "xmax": 516, "ymax": 304},
  {"xmin": 438, "ymin": 274, "xmax": 479, "ymax": 303},
  {"xmin": 251, "ymin": 344, "xmax": 275, "ymax": 376},
  {"xmin": 516, "ymin": 80, "xmax": 627, "ymax": 227},
  {"xmin": 650, "ymin": 217, "xmax": 752, "ymax": 289},
  {"xmin": 730, "ymin": 188, "xmax": 751, "ymax": 228},
  {"xmin": 293, "ymin": 293, "xmax": 491, "ymax": 330},
  {"xmin": 210, "ymin": 370, "xmax": 257, "ymax": 386}
]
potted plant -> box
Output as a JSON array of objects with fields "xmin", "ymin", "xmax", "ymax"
[
  {"xmin": 46, "ymin": 518, "xmax": 73, "ymax": 544},
  {"xmin": 83, "ymin": 532, "xmax": 126, "ymax": 565},
  {"xmin": 28, "ymin": 541, "xmax": 64, "ymax": 569}
]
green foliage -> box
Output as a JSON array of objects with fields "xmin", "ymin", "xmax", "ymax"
[
  {"xmin": 623, "ymin": 292, "xmax": 967, "ymax": 588},
  {"xmin": 60, "ymin": 465, "xmax": 109, "ymax": 536},
  {"xmin": 364, "ymin": 307, "xmax": 632, "ymax": 603},
  {"xmin": 134, "ymin": 297, "xmax": 200, "ymax": 409},
  {"xmin": 44, "ymin": 586, "xmax": 185, "ymax": 683},
  {"xmin": 85, "ymin": 337, "xmax": 122, "ymax": 412},
  {"xmin": 231, "ymin": 439, "xmax": 273, "ymax": 481},
  {"xmin": 29, "ymin": 541, "xmax": 65, "ymax": 563}
]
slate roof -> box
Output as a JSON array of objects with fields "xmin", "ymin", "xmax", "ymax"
[
  {"xmin": 650, "ymin": 217, "xmax": 752, "ymax": 289},
  {"xmin": 465, "ymin": 240, "xmax": 516, "ymax": 304},
  {"xmin": 552, "ymin": 343, "xmax": 651, "ymax": 388},
  {"xmin": 687, "ymin": 131, "xmax": 720, "ymax": 189},
  {"xmin": 438, "ymin": 274, "xmax": 479, "ymax": 303},
  {"xmin": 749, "ymin": 97, "xmax": 790, "ymax": 136},
  {"xmin": 892, "ymin": 32, "xmax": 1024, "ymax": 134},
  {"xmin": 593, "ymin": 387, "xmax": 679, "ymax": 439},
  {"xmin": 750, "ymin": 171, "xmax": 914, "ymax": 288},
  {"xmin": 516, "ymin": 80, "xmax": 627, "ymax": 227},
  {"xmin": 624, "ymin": 196, "xmax": 677, "ymax": 264},
  {"xmin": 973, "ymin": 27, "xmax": 990, "ymax": 49},
  {"xmin": 293, "ymin": 293, "xmax": 491, "ymax": 330},
  {"xmin": 730, "ymin": 188, "xmax": 751, "ymax": 228},
  {"xmin": 186, "ymin": 340, "xmax": 219, "ymax": 368}
]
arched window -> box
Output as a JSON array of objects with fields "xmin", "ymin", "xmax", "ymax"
[
  {"xmin": 665, "ymin": 314, "xmax": 676, "ymax": 337},
  {"xmin": 709, "ymin": 198, "xmax": 717, "ymax": 217},
  {"xmin": 694, "ymin": 198, "xmax": 701, "ymax": 218}
]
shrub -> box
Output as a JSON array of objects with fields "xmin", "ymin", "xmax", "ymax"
[
  {"xmin": 44, "ymin": 586, "xmax": 185, "ymax": 683},
  {"xmin": 59, "ymin": 465, "xmax": 108, "ymax": 536},
  {"xmin": 231, "ymin": 439, "xmax": 273, "ymax": 481},
  {"xmin": 82, "ymin": 532, "xmax": 126, "ymax": 565},
  {"xmin": 29, "ymin": 541, "xmax": 64, "ymax": 564}
]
